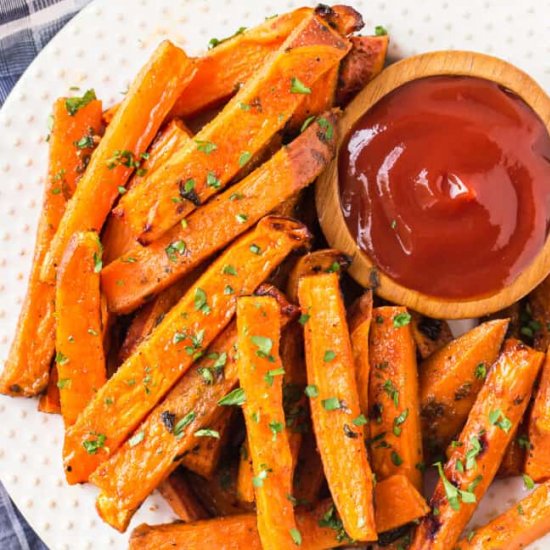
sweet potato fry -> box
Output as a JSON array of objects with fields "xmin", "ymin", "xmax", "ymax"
[
  {"xmin": 102, "ymin": 113, "xmax": 337, "ymax": 314},
  {"xmin": 457, "ymin": 480, "xmax": 550, "ymax": 549},
  {"xmin": 299, "ymin": 272, "xmax": 376, "ymax": 541},
  {"xmin": 420, "ymin": 319, "xmax": 509, "ymax": 455},
  {"xmin": 236, "ymin": 442, "xmax": 255, "ymax": 503},
  {"xmin": 369, "ymin": 306, "xmax": 423, "ymax": 491},
  {"xmin": 240, "ymin": 320, "xmax": 310, "ymax": 504},
  {"xmin": 0, "ymin": 96, "xmax": 102, "ymax": 396},
  {"xmin": 38, "ymin": 365, "xmax": 61, "ymax": 414},
  {"xmin": 40, "ymin": 41, "xmax": 195, "ymax": 282},
  {"xmin": 104, "ymin": 5, "xmax": 363, "ymax": 123},
  {"xmin": 286, "ymin": 249, "xmax": 351, "ymax": 302},
  {"xmin": 237, "ymin": 296, "xmax": 298, "ymax": 549},
  {"xmin": 410, "ymin": 312, "xmax": 454, "ymax": 360},
  {"xmin": 158, "ymin": 469, "xmax": 208, "ymax": 522},
  {"xmin": 90, "ymin": 282, "xmax": 299, "ymax": 531},
  {"xmin": 102, "ymin": 119, "xmax": 192, "ymax": 264},
  {"xmin": 349, "ymin": 291, "xmax": 373, "ymax": 416},
  {"xmin": 527, "ymin": 275, "xmax": 550, "ymax": 351},
  {"xmin": 116, "ymin": 16, "xmax": 349, "ymax": 243},
  {"xmin": 410, "ymin": 339, "xmax": 544, "ymax": 550},
  {"xmin": 55, "ymin": 232, "xmax": 106, "ymax": 426},
  {"xmin": 181, "ymin": 410, "xmax": 233, "ymax": 479},
  {"xmin": 336, "ymin": 35, "xmax": 389, "ymax": 106},
  {"xmin": 482, "ymin": 303, "xmax": 522, "ymax": 340},
  {"xmin": 374, "ymin": 474, "xmax": 430, "ymax": 533},
  {"xmin": 64, "ymin": 217, "xmax": 309, "ymax": 487},
  {"xmin": 130, "ymin": 483, "xmax": 427, "ymax": 550},
  {"xmin": 526, "ymin": 353, "xmax": 550, "ymax": 481}
]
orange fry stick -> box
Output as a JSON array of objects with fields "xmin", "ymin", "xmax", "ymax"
[
  {"xmin": 55, "ymin": 232, "xmax": 106, "ymax": 426},
  {"xmin": 237, "ymin": 296, "xmax": 298, "ymax": 549},
  {"xmin": 526, "ymin": 353, "xmax": 550, "ymax": 481},
  {"xmin": 411, "ymin": 339, "xmax": 544, "ymax": 550},
  {"xmin": 40, "ymin": 41, "xmax": 195, "ymax": 282},
  {"xmin": 369, "ymin": 306, "xmax": 423, "ymax": 491},
  {"xmin": 456, "ymin": 480, "xmax": 550, "ymax": 549},
  {"xmin": 0, "ymin": 96, "xmax": 102, "ymax": 396},
  {"xmin": 299, "ymin": 272, "xmax": 376, "ymax": 541}
]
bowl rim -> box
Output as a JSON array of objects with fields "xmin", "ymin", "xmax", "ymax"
[{"xmin": 315, "ymin": 50, "xmax": 550, "ymax": 319}]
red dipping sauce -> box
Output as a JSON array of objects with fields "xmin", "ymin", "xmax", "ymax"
[{"xmin": 339, "ymin": 75, "xmax": 550, "ymax": 299}]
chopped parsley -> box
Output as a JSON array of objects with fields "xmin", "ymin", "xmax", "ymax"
[
  {"xmin": 264, "ymin": 367, "xmax": 285, "ymax": 386},
  {"xmin": 323, "ymin": 350, "xmax": 336, "ymax": 362},
  {"xmin": 305, "ymin": 384, "xmax": 319, "ymax": 398},
  {"xmin": 289, "ymin": 527, "xmax": 302, "ymax": 546},
  {"xmin": 55, "ymin": 351, "xmax": 69, "ymax": 365},
  {"xmin": 269, "ymin": 421, "xmax": 284, "ymax": 439},
  {"xmin": 218, "ymin": 388, "xmax": 246, "ymax": 406},
  {"xmin": 173, "ymin": 411, "xmax": 196, "ymax": 438},
  {"xmin": 382, "ymin": 379, "xmax": 399, "ymax": 407},
  {"xmin": 82, "ymin": 432, "xmax": 106, "ymax": 455},
  {"xmin": 56, "ymin": 378, "xmax": 71, "ymax": 389},
  {"xmin": 249, "ymin": 244, "xmax": 261, "ymax": 255},
  {"xmin": 208, "ymin": 26, "xmax": 247, "ymax": 49},
  {"xmin": 128, "ymin": 431, "xmax": 145, "ymax": 447},
  {"xmin": 488, "ymin": 409, "xmax": 512, "ymax": 433},
  {"xmin": 352, "ymin": 414, "xmax": 368, "ymax": 426},
  {"xmin": 165, "ymin": 240, "xmax": 186, "ymax": 262},
  {"xmin": 290, "ymin": 77, "xmax": 311, "ymax": 94},
  {"xmin": 65, "ymin": 89, "xmax": 96, "ymax": 116},
  {"xmin": 206, "ymin": 171, "xmax": 221, "ymax": 189},
  {"xmin": 195, "ymin": 140, "xmax": 217, "ymax": 154},
  {"xmin": 317, "ymin": 117, "xmax": 334, "ymax": 140},
  {"xmin": 474, "ymin": 363, "xmax": 487, "ymax": 379},
  {"xmin": 298, "ymin": 313, "xmax": 310, "ymax": 325},
  {"xmin": 300, "ymin": 115, "xmax": 316, "ymax": 132},
  {"xmin": 194, "ymin": 288, "xmax": 211, "ymax": 315},
  {"xmin": 239, "ymin": 151, "xmax": 252, "ymax": 167},
  {"xmin": 322, "ymin": 397, "xmax": 341, "ymax": 411},
  {"xmin": 251, "ymin": 335, "xmax": 274, "ymax": 360},
  {"xmin": 222, "ymin": 264, "xmax": 237, "ymax": 276},
  {"xmin": 523, "ymin": 474, "xmax": 535, "ymax": 490},
  {"xmin": 393, "ymin": 312, "xmax": 411, "ymax": 327},
  {"xmin": 375, "ymin": 25, "xmax": 388, "ymax": 36},
  {"xmin": 195, "ymin": 428, "xmax": 220, "ymax": 438}
]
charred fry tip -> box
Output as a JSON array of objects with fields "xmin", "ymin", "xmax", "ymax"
[
  {"xmin": 253, "ymin": 284, "xmax": 300, "ymax": 319},
  {"xmin": 259, "ymin": 215, "xmax": 312, "ymax": 244},
  {"xmin": 315, "ymin": 4, "xmax": 365, "ymax": 34}
]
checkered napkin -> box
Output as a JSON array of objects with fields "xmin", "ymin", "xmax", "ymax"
[
  {"xmin": 0, "ymin": 2, "xmax": 91, "ymax": 547},
  {"xmin": 0, "ymin": 0, "xmax": 91, "ymax": 104}
]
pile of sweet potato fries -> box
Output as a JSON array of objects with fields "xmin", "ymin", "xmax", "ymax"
[{"xmin": 2, "ymin": 4, "xmax": 550, "ymax": 549}]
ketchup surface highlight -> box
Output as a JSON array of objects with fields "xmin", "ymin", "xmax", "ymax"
[{"xmin": 338, "ymin": 75, "xmax": 550, "ymax": 299}]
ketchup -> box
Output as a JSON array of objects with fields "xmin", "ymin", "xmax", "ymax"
[{"xmin": 339, "ymin": 75, "xmax": 550, "ymax": 299}]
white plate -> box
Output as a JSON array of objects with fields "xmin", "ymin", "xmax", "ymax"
[{"xmin": 0, "ymin": 0, "xmax": 549, "ymax": 548}]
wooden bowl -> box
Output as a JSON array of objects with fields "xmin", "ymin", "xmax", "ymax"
[{"xmin": 316, "ymin": 50, "xmax": 550, "ymax": 319}]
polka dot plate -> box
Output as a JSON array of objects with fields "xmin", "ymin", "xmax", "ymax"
[{"xmin": 0, "ymin": 0, "xmax": 548, "ymax": 548}]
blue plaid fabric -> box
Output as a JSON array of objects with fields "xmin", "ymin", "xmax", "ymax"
[
  {"xmin": 0, "ymin": 0, "xmax": 91, "ymax": 105},
  {"xmin": 0, "ymin": 3, "xmax": 92, "ymax": 547}
]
